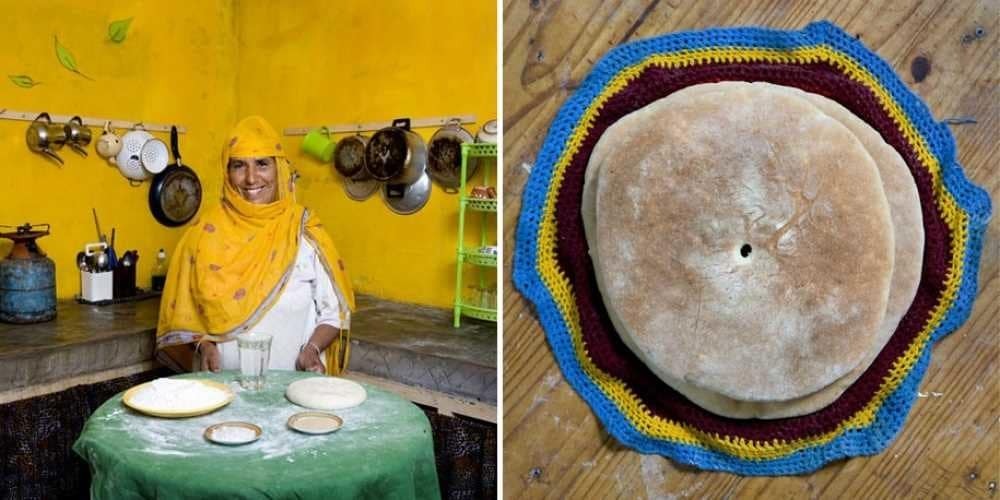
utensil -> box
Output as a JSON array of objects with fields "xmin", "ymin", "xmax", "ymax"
[
  {"xmin": 95, "ymin": 251, "xmax": 108, "ymax": 272},
  {"xmin": 64, "ymin": 116, "xmax": 92, "ymax": 157},
  {"xmin": 287, "ymin": 412, "xmax": 344, "ymax": 435},
  {"xmin": 76, "ymin": 251, "xmax": 87, "ymax": 271},
  {"xmin": 475, "ymin": 119, "xmax": 498, "ymax": 144},
  {"xmin": 204, "ymin": 421, "xmax": 263, "ymax": 446},
  {"xmin": 116, "ymin": 125, "xmax": 154, "ymax": 185},
  {"xmin": 470, "ymin": 119, "xmax": 498, "ymax": 177},
  {"xmin": 365, "ymin": 118, "xmax": 426, "ymax": 184},
  {"xmin": 106, "ymin": 228, "xmax": 117, "ymax": 269},
  {"xmin": 344, "ymin": 175, "xmax": 381, "ymax": 201},
  {"xmin": 140, "ymin": 137, "xmax": 170, "ymax": 174},
  {"xmin": 382, "ymin": 171, "xmax": 431, "ymax": 215},
  {"xmin": 120, "ymin": 250, "xmax": 133, "ymax": 267},
  {"xmin": 83, "ymin": 242, "xmax": 108, "ymax": 273},
  {"xmin": 333, "ymin": 133, "xmax": 368, "ymax": 178},
  {"xmin": 121, "ymin": 379, "xmax": 235, "ymax": 418},
  {"xmin": 149, "ymin": 126, "xmax": 203, "ymax": 227},
  {"xmin": 91, "ymin": 208, "xmax": 105, "ymax": 244},
  {"xmin": 96, "ymin": 121, "xmax": 123, "ymax": 159},
  {"xmin": 113, "ymin": 249, "xmax": 137, "ymax": 298},
  {"xmin": 25, "ymin": 112, "xmax": 67, "ymax": 165},
  {"xmin": 427, "ymin": 118, "xmax": 475, "ymax": 193},
  {"xmin": 301, "ymin": 126, "xmax": 336, "ymax": 162}
]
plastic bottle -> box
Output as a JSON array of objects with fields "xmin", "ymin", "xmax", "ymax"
[{"xmin": 152, "ymin": 248, "xmax": 167, "ymax": 291}]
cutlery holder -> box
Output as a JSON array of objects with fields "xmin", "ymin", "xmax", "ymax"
[
  {"xmin": 80, "ymin": 270, "xmax": 113, "ymax": 302},
  {"xmin": 113, "ymin": 264, "xmax": 136, "ymax": 299}
]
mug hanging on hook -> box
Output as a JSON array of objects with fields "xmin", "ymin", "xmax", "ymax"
[{"xmin": 96, "ymin": 121, "xmax": 122, "ymax": 160}]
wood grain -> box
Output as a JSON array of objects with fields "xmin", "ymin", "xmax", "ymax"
[{"xmin": 502, "ymin": 1, "xmax": 999, "ymax": 498}]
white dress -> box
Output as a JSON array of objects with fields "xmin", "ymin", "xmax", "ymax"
[{"xmin": 216, "ymin": 237, "xmax": 342, "ymax": 371}]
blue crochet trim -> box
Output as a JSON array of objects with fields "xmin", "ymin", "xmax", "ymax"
[{"xmin": 512, "ymin": 21, "xmax": 992, "ymax": 475}]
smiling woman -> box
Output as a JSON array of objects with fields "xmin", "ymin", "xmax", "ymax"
[
  {"xmin": 154, "ymin": 116, "xmax": 357, "ymax": 377},
  {"xmin": 228, "ymin": 156, "xmax": 278, "ymax": 204}
]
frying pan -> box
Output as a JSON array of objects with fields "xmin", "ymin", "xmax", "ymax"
[{"xmin": 148, "ymin": 126, "xmax": 202, "ymax": 227}]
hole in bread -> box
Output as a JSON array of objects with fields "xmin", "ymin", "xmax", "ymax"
[{"xmin": 740, "ymin": 244, "xmax": 752, "ymax": 258}]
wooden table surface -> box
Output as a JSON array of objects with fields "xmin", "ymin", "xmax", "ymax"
[{"xmin": 501, "ymin": 1, "xmax": 998, "ymax": 498}]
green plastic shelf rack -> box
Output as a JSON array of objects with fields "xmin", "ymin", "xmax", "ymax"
[{"xmin": 453, "ymin": 142, "xmax": 498, "ymax": 327}]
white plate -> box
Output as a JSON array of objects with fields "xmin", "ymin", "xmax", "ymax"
[
  {"xmin": 122, "ymin": 379, "xmax": 234, "ymax": 418},
  {"xmin": 287, "ymin": 411, "xmax": 343, "ymax": 435},
  {"xmin": 204, "ymin": 421, "xmax": 262, "ymax": 446}
]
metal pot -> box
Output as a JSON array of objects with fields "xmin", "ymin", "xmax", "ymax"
[
  {"xmin": 25, "ymin": 113, "xmax": 67, "ymax": 165},
  {"xmin": 427, "ymin": 118, "xmax": 475, "ymax": 193},
  {"xmin": 334, "ymin": 133, "xmax": 368, "ymax": 178},
  {"xmin": 64, "ymin": 116, "xmax": 92, "ymax": 157},
  {"xmin": 365, "ymin": 118, "xmax": 426, "ymax": 184},
  {"xmin": 382, "ymin": 171, "xmax": 431, "ymax": 215}
]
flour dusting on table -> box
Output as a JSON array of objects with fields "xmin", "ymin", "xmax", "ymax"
[{"xmin": 101, "ymin": 373, "xmax": 416, "ymax": 462}]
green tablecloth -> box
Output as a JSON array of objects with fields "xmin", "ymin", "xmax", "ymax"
[{"xmin": 73, "ymin": 370, "xmax": 440, "ymax": 500}]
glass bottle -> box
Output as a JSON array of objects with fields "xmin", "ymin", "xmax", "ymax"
[{"xmin": 152, "ymin": 248, "xmax": 167, "ymax": 291}]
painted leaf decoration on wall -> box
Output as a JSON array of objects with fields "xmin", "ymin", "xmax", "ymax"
[
  {"xmin": 54, "ymin": 35, "xmax": 93, "ymax": 80},
  {"xmin": 108, "ymin": 18, "xmax": 133, "ymax": 43},
  {"xmin": 8, "ymin": 75, "xmax": 41, "ymax": 88}
]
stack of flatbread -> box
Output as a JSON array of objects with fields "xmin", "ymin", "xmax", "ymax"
[{"xmin": 582, "ymin": 82, "xmax": 924, "ymax": 419}]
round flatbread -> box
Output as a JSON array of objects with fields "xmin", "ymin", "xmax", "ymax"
[
  {"xmin": 286, "ymin": 377, "xmax": 367, "ymax": 410},
  {"xmin": 583, "ymin": 82, "xmax": 924, "ymax": 417},
  {"xmin": 584, "ymin": 81, "xmax": 895, "ymax": 403}
]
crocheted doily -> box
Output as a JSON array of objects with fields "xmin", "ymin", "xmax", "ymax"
[{"xmin": 512, "ymin": 21, "xmax": 992, "ymax": 475}]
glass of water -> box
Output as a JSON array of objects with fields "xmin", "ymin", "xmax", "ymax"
[{"xmin": 236, "ymin": 333, "xmax": 272, "ymax": 390}]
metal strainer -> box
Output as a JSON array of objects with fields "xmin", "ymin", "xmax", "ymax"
[
  {"xmin": 116, "ymin": 127, "xmax": 154, "ymax": 184},
  {"xmin": 140, "ymin": 138, "xmax": 169, "ymax": 174}
]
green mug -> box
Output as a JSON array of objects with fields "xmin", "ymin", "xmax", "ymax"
[{"xmin": 301, "ymin": 126, "xmax": 336, "ymax": 162}]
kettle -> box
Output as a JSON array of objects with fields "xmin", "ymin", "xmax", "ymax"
[
  {"xmin": 26, "ymin": 112, "xmax": 67, "ymax": 165},
  {"xmin": 65, "ymin": 116, "xmax": 92, "ymax": 157},
  {"xmin": 96, "ymin": 121, "xmax": 123, "ymax": 160}
]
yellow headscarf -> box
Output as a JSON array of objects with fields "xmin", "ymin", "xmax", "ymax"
[{"xmin": 156, "ymin": 116, "xmax": 356, "ymax": 375}]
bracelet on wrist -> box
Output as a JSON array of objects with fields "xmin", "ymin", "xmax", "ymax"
[{"xmin": 301, "ymin": 342, "xmax": 322, "ymax": 356}]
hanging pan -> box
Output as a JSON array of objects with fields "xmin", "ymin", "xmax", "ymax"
[
  {"xmin": 426, "ymin": 118, "xmax": 474, "ymax": 193},
  {"xmin": 335, "ymin": 132, "xmax": 380, "ymax": 201},
  {"xmin": 382, "ymin": 171, "xmax": 431, "ymax": 215},
  {"xmin": 148, "ymin": 126, "xmax": 203, "ymax": 227}
]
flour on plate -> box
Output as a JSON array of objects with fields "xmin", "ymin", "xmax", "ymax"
[
  {"xmin": 209, "ymin": 426, "xmax": 257, "ymax": 443},
  {"xmin": 131, "ymin": 378, "xmax": 229, "ymax": 410}
]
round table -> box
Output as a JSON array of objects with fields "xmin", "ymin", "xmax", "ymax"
[{"xmin": 73, "ymin": 370, "xmax": 440, "ymax": 499}]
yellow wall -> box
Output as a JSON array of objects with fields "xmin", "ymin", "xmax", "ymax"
[
  {"xmin": 0, "ymin": 0, "xmax": 237, "ymax": 299},
  {"xmin": 0, "ymin": 0, "xmax": 497, "ymax": 308},
  {"xmin": 234, "ymin": 0, "xmax": 498, "ymax": 308}
]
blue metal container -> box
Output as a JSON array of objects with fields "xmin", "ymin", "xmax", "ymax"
[{"xmin": 0, "ymin": 223, "xmax": 56, "ymax": 324}]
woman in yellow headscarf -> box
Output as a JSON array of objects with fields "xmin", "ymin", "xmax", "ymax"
[{"xmin": 155, "ymin": 116, "xmax": 355, "ymax": 376}]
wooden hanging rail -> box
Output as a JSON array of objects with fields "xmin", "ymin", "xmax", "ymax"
[
  {"xmin": 0, "ymin": 108, "xmax": 185, "ymax": 133},
  {"xmin": 283, "ymin": 114, "xmax": 477, "ymax": 136}
]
